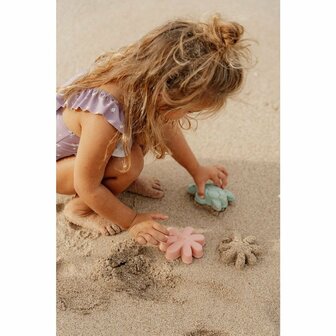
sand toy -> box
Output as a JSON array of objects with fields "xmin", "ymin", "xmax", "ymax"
[
  {"xmin": 159, "ymin": 226, "xmax": 205, "ymax": 264},
  {"xmin": 187, "ymin": 182, "xmax": 235, "ymax": 212},
  {"xmin": 217, "ymin": 232, "xmax": 262, "ymax": 269}
]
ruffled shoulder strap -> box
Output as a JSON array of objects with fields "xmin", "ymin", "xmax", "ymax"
[{"xmin": 56, "ymin": 88, "xmax": 125, "ymax": 133}]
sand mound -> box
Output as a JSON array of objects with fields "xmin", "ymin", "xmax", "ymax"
[
  {"xmin": 57, "ymin": 238, "xmax": 180, "ymax": 315},
  {"xmin": 93, "ymin": 239, "xmax": 179, "ymax": 301}
]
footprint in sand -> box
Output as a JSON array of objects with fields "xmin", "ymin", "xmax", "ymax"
[
  {"xmin": 217, "ymin": 232, "xmax": 262, "ymax": 269},
  {"xmin": 94, "ymin": 239, "xmax": 179, "ymax": 302}
]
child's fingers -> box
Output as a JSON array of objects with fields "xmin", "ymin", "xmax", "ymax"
[
  {"xmin": 218, "ymin": 172, "xmax": 228, "ymax": 187},
  {"xmin": 152, "ymin": 222, "xmax": 170, "ymax": 236},
  {"xmin": 136, "ymin": 234, "xmax": 147, "ymax": 245},
  {"xmin": 216, "ymin": 165, "xmax": 229, "ymax": 176},
  {"xmin": 142, "ymin": 233, "xmax": 158, "ymax": 245},
  {"xmin": 196, "ymin": 182, "xmax": 205, "ymax": 198},
  {"xmin": 149, "ymin": 228, "xmax": 168, "ymax": 243},
  {"xmin": 218, "ymin": 172, "xmax": 227, "ymax": 181},
  {"xmin": 151, "ymin": 213, "xmax": 169, "ymax": 221},
  {"xmin": 221, "ymin": 179, "xmax": 228, "ymax": 188},
  {"xmin": 212, "ymin": 175, "xmax": 222, "ymax": 188}
]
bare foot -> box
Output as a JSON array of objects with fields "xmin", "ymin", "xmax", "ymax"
[
  {"xmin": 126, "ymin": 176, "xmax": 164, "ymax": 199},
  {"xmin": 63, "ymin": 198, "xmax": 124, "ymax": 236}
]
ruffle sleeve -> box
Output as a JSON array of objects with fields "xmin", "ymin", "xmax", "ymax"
[{"xmin": 56, "ymin": 88, "xmax": 125, "ymax": 133}]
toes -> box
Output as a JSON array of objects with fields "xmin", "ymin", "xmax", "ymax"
[
  {"xmin": 99, "ymin": 226, "xmax": 108, "ymax": 236},
  {"xmin": 127, "ymin": 176, "xmax": 165, "ymax": 199},
  {"xmin": 111, "ymin": 223, "xmax": 122, "ymax": 233},
  {"xmin": 153, "ymin": 190, "xmax": 164, "ymax": 198},
  {"xmin": 152, "ymin": 183, "xmax": 163, "ymax": 191},
  {"xmin": 153, "ymin": 180, "xmax": 163, "ymax": 188},
  {"xmin": 136, "ymin": 234, "xmax": 147, "ymax": 245},
  {"xmin": 105, "ymin": 225, "xmax": 116, "ymax": 236}
]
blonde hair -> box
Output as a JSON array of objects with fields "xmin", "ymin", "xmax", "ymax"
[{"xmin": 57, "ymin": 13, "xmax": 251, "ymax": 172}]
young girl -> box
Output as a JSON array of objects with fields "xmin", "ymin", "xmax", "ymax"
[{"xmin": 56, "ymin": 14, "xmax": 250, "ymax": 246}]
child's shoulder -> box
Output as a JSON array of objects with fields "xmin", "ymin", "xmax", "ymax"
[
  {"xmin": 97, "ymin": 82, "xmax": 124, "ymax": 106},
  {"xmin": 61, "ymin": 83, "xmax": 125, "ymax": 135}
]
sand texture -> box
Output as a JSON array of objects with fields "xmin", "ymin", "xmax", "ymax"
[{"xmin": 57, "ymin": 1, "xmax": 279, "ymax": 335}]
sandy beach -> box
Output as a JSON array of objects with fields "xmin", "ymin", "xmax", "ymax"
[{"xmin": 57, "ymin": 1, "xmax": 279, "ymax": 335}]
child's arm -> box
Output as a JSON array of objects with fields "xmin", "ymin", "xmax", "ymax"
[
  {"xmin": 162, "ymin": 123, "xmax": 200, "ymax": 176},
  {"xmin": 74, "ymin": 111, "xmax": 169, "ymax": 245},
  {"xmin": 74, "ymin": 111, "xmax": 169, "ymax": 244},
  {"xmin": 162, "ymin": 123, "xmax": 229, "ymax": 197},
  {"xmin": 74, "ymin": 111, "xmax": 137, "ymax": 229}
]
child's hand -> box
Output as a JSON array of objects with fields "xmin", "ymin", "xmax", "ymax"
[
  {"xmin": 192, "ymin": 164, "xmax": 229, "ymax": 198},
  {"xmin": 128, "ymin": 212, "xmax": 170, "ymax": 246}
]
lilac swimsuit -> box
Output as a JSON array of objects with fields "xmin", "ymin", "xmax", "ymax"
[{"xmin": 56, "ymin": 80, "xmax": 127, "ymax": 161}]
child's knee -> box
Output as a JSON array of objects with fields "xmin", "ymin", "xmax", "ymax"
[{"xmin": 104, "ymin": 143, "xmax": 144, "ymax": 180}]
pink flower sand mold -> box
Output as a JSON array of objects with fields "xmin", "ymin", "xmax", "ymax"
[{"xmin": 159, "ymin": 226, "xmax": 206, "ymax": 264}]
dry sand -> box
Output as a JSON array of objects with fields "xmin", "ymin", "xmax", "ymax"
[{"xmin": 57, "ymin": 1, "xmax": 279, "ymax": 335}]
